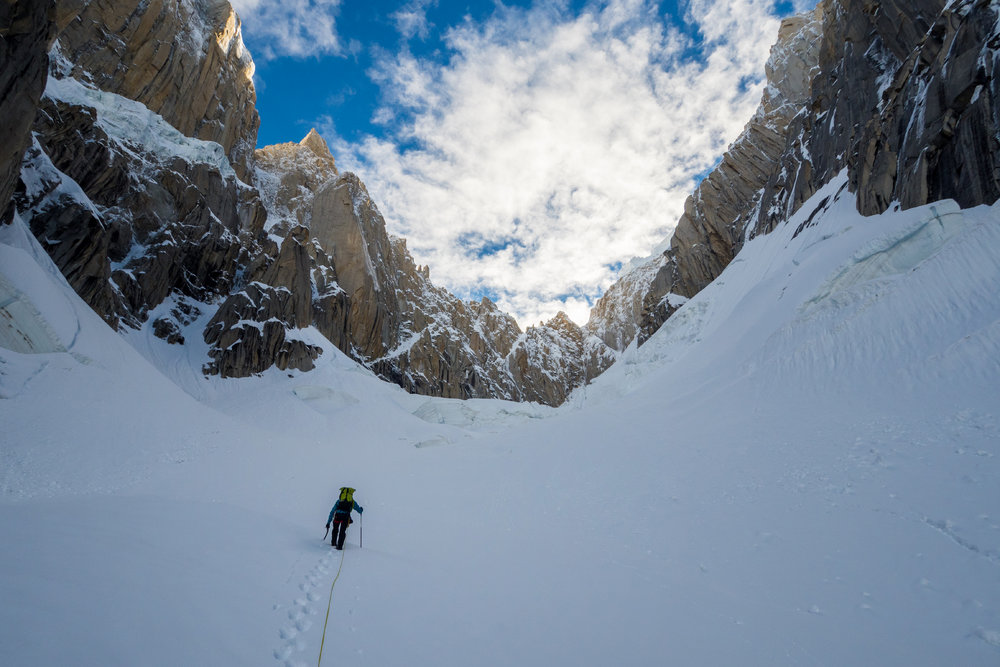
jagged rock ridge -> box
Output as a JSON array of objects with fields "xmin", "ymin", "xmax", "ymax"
[
  {"xmin": 232, "ymin": 133, "xmax": 617, "ymax": 406},
  {"xmin": 52, "ymin": 0, "xmax": 259, "ymax": 178},
  {"xmin": 591, "ymin": 0, "xmax": 1000, "ymax": 349},
  {"xmin": 3, "ymin": 0, "xmax": 614, "ymax": 406},
  {"xmin": 4, "ymin": 0, "xmax": 999, "ymax": 406}
]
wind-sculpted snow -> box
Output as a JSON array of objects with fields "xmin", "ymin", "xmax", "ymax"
[
  {"xmin": 804, "ymin": 201, "xmax": 967, "ymax": 312},
  {"xmin": 292, "ymin": 385, "xmax": 360, "ymax": 413},
  {"xmin": 577, "ymin": 173, "xmax": 1000, "ymax": 412},
  {"xmin": 412, "ymin": 394, "xmax": 555, "ymax": 430}
]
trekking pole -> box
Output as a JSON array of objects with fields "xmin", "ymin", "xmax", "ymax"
[{"xmin": 360, "ymin": 513, "xmax": 363, "ymax": 549}]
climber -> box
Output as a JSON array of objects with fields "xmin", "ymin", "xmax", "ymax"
[{"xmin": 326, "ymin": 487, "xmax": 363, "ymax": 550}]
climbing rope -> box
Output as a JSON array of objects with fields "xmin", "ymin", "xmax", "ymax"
[{"xmin": 316, "ymin": 548, "xmax": 347, "ymax": 667}]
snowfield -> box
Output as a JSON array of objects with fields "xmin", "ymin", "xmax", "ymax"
[{"xmin": 1, "ymin": 175, "xmax": 999, "ymax": 666}]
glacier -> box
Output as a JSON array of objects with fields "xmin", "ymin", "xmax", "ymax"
[{"xmin": 1, "ymin": 176, "xmax": 999, "ymax": 664}]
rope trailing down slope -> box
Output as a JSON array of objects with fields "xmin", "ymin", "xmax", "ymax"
[{"xmin": 317, "ymin": 548, "xmax": 347, "ymax": 666}]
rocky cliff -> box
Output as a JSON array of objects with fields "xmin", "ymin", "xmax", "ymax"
[
  {"xmin": 235, "ymin": 132, "xmax": 616, "ymax": 405},
  {"xmin": 52, "ymin": 0, "xmax": 258, "ymax": 178},
  {"xmin": 0, "ymin": 0, "xmax": 55, "ymax": 224},
  {"xmin": 3, "ymin": 0, "xmax": 613, "ymax": 406},
  {"xmin": 17, "ymin": 74, "xmax": 266, "ymax": 332},
  {"xmin": 591, "ymin": 0, "xmax": 1000, "ymax": 349},
  {"xmin": 6, "ymin": 0, "xmax": 999, "ymax": 407},
  {"xmin": 788, "ymin": 0, "xmax": 1000, "ymax": 219}
]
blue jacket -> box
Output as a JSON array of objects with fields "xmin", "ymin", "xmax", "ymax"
[{"xmin": 328, "ymin": 500, "xmax": 363, "ymax": 524}]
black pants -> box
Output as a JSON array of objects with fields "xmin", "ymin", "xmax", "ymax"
[{"xmin": 332, "ymin": 518, "xmax": 349, "ymax": 549}]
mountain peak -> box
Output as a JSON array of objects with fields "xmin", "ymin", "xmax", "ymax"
[
  {"xmin": 300, "ymin": 128, "xmax": 335, "ymax": 164},
  {"xmin": 545, "ymin": 311, "xmax": 578, "ymax": 331}
]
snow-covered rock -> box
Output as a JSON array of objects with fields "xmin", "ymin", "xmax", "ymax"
[
  {"xmin": 588, "ymin": 7, "xmax": 824, "ymax": 347},
  {"xmin": 593, "ymin": 0, "xmax": 1000, "ymax": 351},
  {"xmin": 250, "ymin": 131, "xmax": 616, "ymax": 404},
  {"xmin": 17, "ymin": 72, "xmax": 266, "ymax": 331},
  {"xmin": 51, "ymin": 0, "xmax": 259, "ymax": 178}
]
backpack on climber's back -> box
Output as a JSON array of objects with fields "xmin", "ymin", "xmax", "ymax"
[{"xmin": 333, "ymin": 487, "xmax": 355, "ymax": 522}]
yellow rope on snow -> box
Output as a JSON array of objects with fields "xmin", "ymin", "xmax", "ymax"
[{"xmin": 317, "ymin": 547, "xmax": 347, "ymax": 667}]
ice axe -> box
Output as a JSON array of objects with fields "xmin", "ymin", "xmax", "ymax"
[{"xmin": 322, "ymin": 524, "xmax": 330, "ymax": 542}]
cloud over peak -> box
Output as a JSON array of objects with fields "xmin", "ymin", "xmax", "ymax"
[
  {"xmin": 236, "ymin": 0, "xmax": 801, "ymax": 326},
  {"xmin": 336, "ymin": 0, "xmax": 784, "ymax": 325}
]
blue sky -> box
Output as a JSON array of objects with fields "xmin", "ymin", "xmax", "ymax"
[
  {"xmin": 251, "ymin": 1, "xmax": 670, "ymax": 146},
  {"xmin": 233, "ymin": 0, "xmax": 811, "ymax": 326}
]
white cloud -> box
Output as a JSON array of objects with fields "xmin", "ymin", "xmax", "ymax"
[
  {"xmin": 230, "ymin": 0, "xmax": 342, "ymax": 59},
  {"xmin": 333, "ymin": 0, "xmax": 786, "ymax": 327},
  {"xmin": 393, "ymin": 0, "xmax": 438, "ymax": 41}
]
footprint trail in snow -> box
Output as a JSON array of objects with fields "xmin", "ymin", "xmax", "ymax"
[{"xmin": 273, "ymin": 548, "xmax": 338, "ymax": 666}]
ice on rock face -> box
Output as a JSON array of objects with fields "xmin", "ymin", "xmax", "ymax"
[{"xmin": 44, "ymin": 76, "xmax": 238, "ymax": 181}]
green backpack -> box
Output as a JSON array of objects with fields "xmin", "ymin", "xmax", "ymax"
[{"xmin": 334, "ymin": 487, "xmax": 355, "ymax": 516}]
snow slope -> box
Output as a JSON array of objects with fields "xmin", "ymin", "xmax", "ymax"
[{"xmin": 1, "ymin": 175, "xmax": 999, "ymax": 666}]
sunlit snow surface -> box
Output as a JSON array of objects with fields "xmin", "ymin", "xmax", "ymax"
[{"xmin": 1, "ymin": 174, "xmax": 999, "ymax": 665}]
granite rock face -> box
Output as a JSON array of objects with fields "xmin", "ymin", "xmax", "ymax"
[
  {"xmin": 242, "ymin": 132, "xmax": 616, "ymax": 403},
  {"xmin": 509, "ymin": 312, "xmax": 616, "ymax": 407},
  {"xmin": 17, "ymin": 0, "xmax": 997, "ymax": 405},
  {"xmin": 51, "ymin": 0, "xmax": 258, "ymax": 178},
  {"xmin": 595, "ymin": 0, "xmax": 1000, "ymax": 350},
  {"xmin": 0, "ymin": 0, "xmax": 55, "ymax": 223},
  {"xmin": 585, "ymin": 251, "xmax": 669, "ymax": 352},
  {"xmin": 16, "ymin": 76, "xmax": 265, "ymax": 330},
  {"xmin": 755, "ymin": 0, "xmax": 1000, "ymax": 231},
  {"xmin": 310, "ymin": 173, "xmax": 404, "ymax": 359},
  {"xmin": 852, "ymin": 0, "xmax": 1000, "ymax": 214},
  {"xmin": 588, "ymin": 9, "xmax": 824, "ymax": 347}
]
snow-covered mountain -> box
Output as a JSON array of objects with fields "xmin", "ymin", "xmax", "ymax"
[
  {"xmin": 590, "ymin": 0, "xmax": 1000, "ymax": 351},
  {"xmin": 5, "ymin": 0, "xmax": 998, "ymax": 407},
  {"xmin": 246, "ymin": 131, "xmax": 616, "ymax": 406},
  {"xmin": 1, "ymin": 1, "xmax": 999, "ymax": 662},
  {"xmin": 2, "ymin": 164, "xmax": 998, "ymax": 664},
  {"xmin": 3, "ymin": 0, "xmax": 618, "ymax": 407}
]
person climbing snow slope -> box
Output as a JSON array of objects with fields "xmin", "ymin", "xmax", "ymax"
[{"xmin": 326, "ymin": 487, "xmax": 363, "ymax": 550}]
